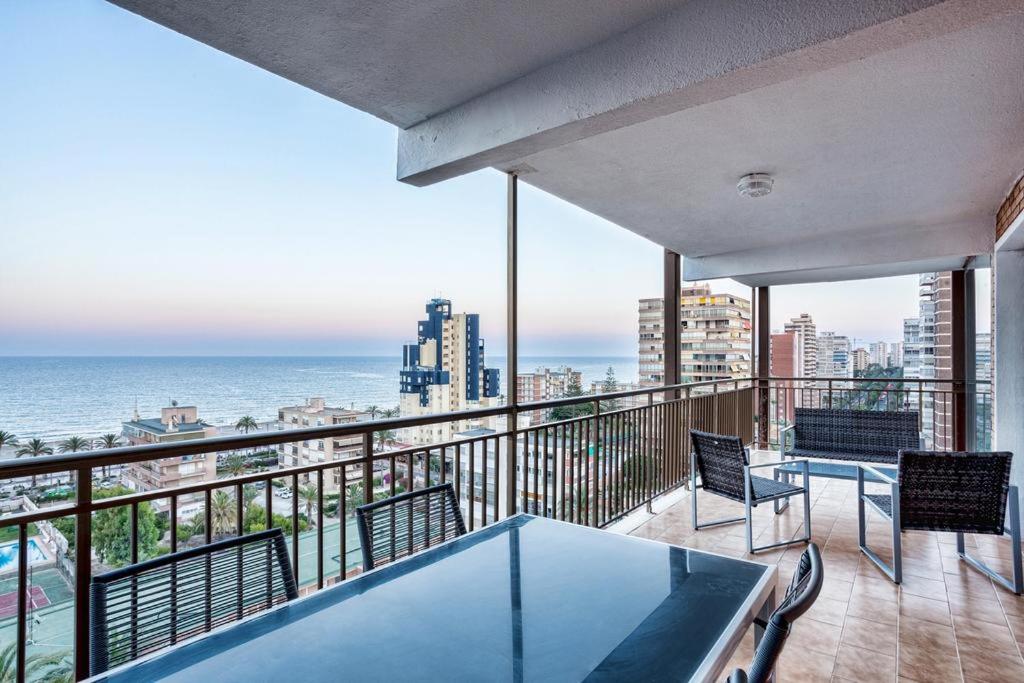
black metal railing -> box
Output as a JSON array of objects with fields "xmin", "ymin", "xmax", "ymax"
[{"xmin": 0, "ymin": 377, "xmax": 752, "ymax": 681}]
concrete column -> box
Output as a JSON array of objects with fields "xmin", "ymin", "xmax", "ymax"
[
  {"xmin": 663, "ymin": 250, "xmax": 681, "ymax": 395},
  {"xmin": 756, "ymin": 287, "xmax": 770, "ymax": 448},
  {"xmin": 994, "ymin": 249, "xmax": 1024, "ymax": 530}
]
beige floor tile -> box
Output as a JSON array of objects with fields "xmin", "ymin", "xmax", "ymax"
[
  {"xmin": 776, "ymin": 647, "xmax": 837, "ymax": 682},
  {"xmin": 841, "ymin": 614, "xmax": 897, "ymax": 656},
  {"xmin": 847, "ymin": 592, "xmax": 898, "ymax": 626},
  {"xmin": 833, "ymin": 643, "xmax": 896, "ymax": 682},
  {"xmin": 899, "ymin": 618, "xmax": 957, "ymax": 654},
  {"xmin": 958, "ymin": 649, "xmax": 1024, "ymax": 682},
  {"xmin": 899, "ymin": 593, "xmax": 952, "ymax": 626},
  {"xmin": 897, "ymin": 642, "xmax": 962, "ymax": 682},
  {"xmin": 952, "ymin": 615, "xmax": 1019, "ymax": 656},
  {"xmin": 806, "ymin": 596, "xmax": 850, "ymax": 627},
  {"xmin": 789, "ymin": 617, "xmax": 844, "ymax": 658}
]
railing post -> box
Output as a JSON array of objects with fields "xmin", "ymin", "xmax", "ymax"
[
  {"xmin": 73, "ymin": 465, "xmax": 92, "ymax": 681},
  {"xmin": 592, "ymin": 401, "xmax": 601, "ymax": 528},
  {"xmin": 645, "ymin": 393, "xmax": 654, "ymax": 514},
  {"xmin": 506, "ymin": 172, "xmax": 519, "ymax": 518}
]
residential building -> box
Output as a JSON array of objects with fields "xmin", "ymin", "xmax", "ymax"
[
  {"xmin": 638, "ymin": 284, "xmax": 751, "ymax": 386},
  {"xmin": 589, "ymin": 380, "xmax": 647, "ymax": 410},
  {"xmin": 400, "ymin": 298, "xmax": 501, "ymax": 444},
  {"xmin": 122, "ymin": 404, "xmax": 217, "ymax": 517},
  {"xmin": 888, "ymin": 342, "xmax": 904, "ymax": 369},
  {"xmin": 902, "ymin": 318, "xmax": 922, "ymax": 378},
  {"xmin": 783, "ymin": 314, "xmax": 818, "ymax": 379},
  {"xmin": 851, "ymin": 348, "xmax": 869, "ymax": 374},
  {"xmin": 517, "ymin": 367, "xmax": 581, "ymax": 403},
  {"xmin": 816, "ymin": 332, "xmax": 851, "ymax": 378},
  {"xmin": 868, "ymin": 341, "xmax": 888, "ymax": 367},
  {"xmin": 277, "ymin": 398, "xmax": 370, "ymax": 492},
  {"xmin": 770, "ymin": 331, "xmax": 800, "ymax": 423}
]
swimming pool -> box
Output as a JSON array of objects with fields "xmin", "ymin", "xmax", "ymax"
[{"xmin": 0, "ymin": 540, "xmax": 47, "ymax": 570}]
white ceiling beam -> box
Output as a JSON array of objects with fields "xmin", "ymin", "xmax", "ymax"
[{"xmin": 397, "ymin": 0, "xmax": 1014, "ymax": 186}]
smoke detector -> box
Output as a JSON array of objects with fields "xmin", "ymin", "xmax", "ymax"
[{"xmin": 737, "ymin": 173, "xmax": 773, "ymax": 198}]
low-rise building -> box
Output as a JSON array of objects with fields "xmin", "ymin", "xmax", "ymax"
[
  {"xmin": 122, "ymin": 404, "xmax": 218, "ymax": 517},
  {"xmin": 277, "ymin": 398, "xmax": 370, "ymax": 493}
]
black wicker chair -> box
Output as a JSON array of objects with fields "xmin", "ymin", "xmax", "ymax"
[
  {"xmin": 858, "ymin": 450, "xmax": 1022, "ymax": 593},
  {"xmin": 728, "ymin": 543, "xmax": 824, "ymax": 683},
  {"xmin": 356, "ymin": 482, "xmax": 467, "ymax": 571},
  {"xmin": 690, "ymin": 430, "xmax": 811, "ymax": 553},
  {"xmin": 90, "ymin": 528, "xmax": 297, "ymax": 675}
]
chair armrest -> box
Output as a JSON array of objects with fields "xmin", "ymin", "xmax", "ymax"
[{"xmin": 858, "ymin": 463, "xmax": 896, "ymax": 485}]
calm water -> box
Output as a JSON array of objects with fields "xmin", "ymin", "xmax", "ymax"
[{"xmin": 0, "ymin": 356, "xmax": 637, "ymax": 440}]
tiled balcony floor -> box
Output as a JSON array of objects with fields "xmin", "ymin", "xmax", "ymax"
[{"xmin": 626, "ymin": 455, "xmax": 1024, "ymax": 682}]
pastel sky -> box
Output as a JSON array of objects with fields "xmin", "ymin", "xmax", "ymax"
[{"xmin": 0, "ymin": 1, "xmax": 989, "ymax": 357}]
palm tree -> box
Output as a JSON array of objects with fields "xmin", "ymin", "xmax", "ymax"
[
  {"xmin": 375, "ymin": 429, "xmax": 397, "ymax": 452},
  {"xmin": 296, "ymin": 484, "xmax": 319, "ymax": 526},
  {"xmin": 235, "ymin": 416, "xmax": 259, "ymax": 434},
  {"xmin": 210, "ymin": 491, "xmax": 236, "ymax": 537},
  {"xmin": 16, "ymin": 438, "xmax": 53, "ymax": 488},
  {"xmin": 0, "ymin": 431, "xmax": 18, "ymax": 463},
  {"xmin": 58, "ymin": 436, "xmax": 91, "ymax": 453},
  {"xmin": 382, "ymin": 407, "xmax": 400, "ymax": 418},
  {"xmin": 219, "ymin": 454, "xmax": 247, "ymax": 478},
  {"xmin": 365, "ymin": 405, "xmax": 380, "ymax": 420},
  {"xmin": 95, "ymin": 433, "xmax": 122, "ymax": 477},
  {"xmin": 0, "ymin": 643, "xmax": 72, "ymax": 682}
]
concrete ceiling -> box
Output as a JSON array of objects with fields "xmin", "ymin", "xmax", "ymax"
[
  {"xmin": 109, "ymin": 0, "xmax": 682, "ymax": 128},
  {"xmin": 108, "ymin": 0, "xmax": 1024, "ymax": 285},
  {"xmin": 510, "ymin": 11, "xmax": 1024, "ymax": 285}
]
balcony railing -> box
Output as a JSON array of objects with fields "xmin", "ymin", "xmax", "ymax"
[{"xmin": 0, "ymin": 377, "xmax": 752, "ymax": 681}]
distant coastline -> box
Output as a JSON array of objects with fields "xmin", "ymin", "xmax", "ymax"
[{"xmin": 0, "ymin": 355, "xmax": 637, "ymax": 441}]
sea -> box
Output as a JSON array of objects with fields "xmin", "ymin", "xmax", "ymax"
[{"xmin": 0, "ymin": 356, "xmax": 637, "ymax": 441}]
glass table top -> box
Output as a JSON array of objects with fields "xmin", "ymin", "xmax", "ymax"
[{"xmin": 97, "ymin": 515, "xmax": 774, "ymax": 683}]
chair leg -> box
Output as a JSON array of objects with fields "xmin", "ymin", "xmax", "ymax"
[
  {"xmin": 859, "ymin": 478, "xmax": 901, "ymax": 584},
  {"xmin": 958, "ymin": 485, "xmax": 1024, "ymax": 595},
  {"xmin": 773, "ymin": 469, "xmax": 790, "ymax": 514},
  {"xmin": 692, "ymin": 456, "xmax": 744, "ymax": 531}
]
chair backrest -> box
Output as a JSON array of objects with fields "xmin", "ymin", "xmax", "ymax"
[
  {"xmin": 90, "ymin": 528, "xmax": 297, "ymax": 675},
  {"xmin": 740, "ymin": 543, "xmax": 824, "ymax": 683},
  {"xmin": 689, "ymin": 430, "xmax": 748, "ymax": 502},
  {"xmin": 793, "ymin": 408, "xmax": 918, "ymax": 463},
  {"xmin": 356, "ymin": 482, "xmax": 466, "ymax": 571},
  {"xmin": 898, "ymin": 450, "xmax": 1013, "ymax": 533}
]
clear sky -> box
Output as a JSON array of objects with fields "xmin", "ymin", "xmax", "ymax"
[{"xmin": 0, "ymin": 1, "xmax": 989, "ymax": 357}]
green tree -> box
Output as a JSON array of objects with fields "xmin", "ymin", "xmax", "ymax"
[
  {"xmin": 297, "ymin": 484, "xmax": 319, "ymax": 526},
  {"xmin": 219, "ymin": 454, "xmax": 248, "ymax": 478},
  {"xmin": 95, "ymin": 433, "xmax": 122, "ymax": 477},
  {"xmin": 365, "ymin": 405, "xmax": 381, "ymax": 420},
  {"xmin": 210, "ymin": 491, "xmax": 236, "ymax": 537},
  {"xmin": 381, "ymin": 407, "xmax": 400, "ymax": 418},
  {"xmin": 0, "ymin": 431, "xmax": 19, "ymax": 454},
  {"xmin": 600, "ymin": 366, "xmax": 620, "ymax": 411},
  {"xmin": 235, "ymin": 416, "xmax": 258, "ymax": 434},
  {"xmin": 92, "ymin": 486, "xmax": 161, "ymax": 567},
  {"xmin": 375, "ymin": 429, "xmax": 397, "ymax": 452},
  {"xmin": 0, "ymin": 643, "xmax": 72, "ymax": 682},
  {"xmin": 58, "ymin": 435, "xmax": 91, "ymax": 453},
  {"xmin": 16, "ymin": 438, "xmax": 52, "ymax": 488},
  {"xmin": 550, "ymin": 374, "xmax": 595, "ymax": 421}
]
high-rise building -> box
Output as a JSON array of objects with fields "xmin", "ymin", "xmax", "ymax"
[
  {"xmin": 888, "ymin": 341, "xmax": 904, "ymax": 368},
  {"xmin": 770, "ymin": 331, "xmax": 800, "ymax": 423},
  {"xmin": 400, "ymin": 298, "xmax": 501, "ymax": 444},
  {"xmin": 903, "ymin": 273, "xmax": 953, "ymax": 448},
  {"xmin": 816, "ymin": 332, "xmax": 851, "ymax": 377},
  {"xmin": 122, "ymin": 404, "xmax": 218, "ymax": 517},
  {"xmin": 868, "ymin": 341, "xmax": 888, "ymax": 367},
  {"xmin": 783, "ymin": 313, "xmax": 818, "ymax": 378},
  {"xmin": 638, "ymin": 284, "xmax": 751, "ymax": 386},
  {"xmin": 902, "ymin": 318, "xmax": 921, "ymax": 377},
  {"xmin": 851, "ymin": 348, "xmax": 869, "ymax": 374},
  {"xmin": 277, "ymin": 398, "xmax": 370, "ymax": 492}
]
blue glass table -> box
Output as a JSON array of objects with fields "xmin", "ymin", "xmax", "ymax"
[{"xmin": 94, "ymin": 515, "xmax": 776, "ymax": 683}]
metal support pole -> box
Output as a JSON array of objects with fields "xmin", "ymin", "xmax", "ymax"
[
  {"xmin": 73, "ymin": 466, "xmax": 93, "ymax": 680},
  {"xmin": 963, "ymin": 269, "xmax": 977, "ymax": 450},
  {"xmin": 756, "ymin": 286, "xmax": 770, "ymax": 449},
  {"xmin": 506, "ymin": 172, "xmax": 519, "ymax": 517},
  {"xmin": 951, "ymin": 270, "xmax": 968, "ymax": 451},
  {"xmin": 663, "ymin": 250, "xmax": 681, "ymax": 397}
]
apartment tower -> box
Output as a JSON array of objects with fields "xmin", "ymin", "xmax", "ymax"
[
  {"xmin": 400, "ymin": 298, "xmax": 501, "ymax": 444},
  {"xmin": 783, "ymin": 314, "xmax": 818, "ymax": 379},
  {"xmin": 638, "ymin": 284, "xmax": 751, "ymax": 386}
]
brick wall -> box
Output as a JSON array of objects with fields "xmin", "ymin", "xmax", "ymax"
[{"xmin": 997, "ymin": 173, "xmax": 1024, "ymax": 240}]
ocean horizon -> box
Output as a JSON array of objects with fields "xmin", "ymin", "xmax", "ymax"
[{"xmin": 0, "ymin": 355, "xmax": 638, "ymax": 440}]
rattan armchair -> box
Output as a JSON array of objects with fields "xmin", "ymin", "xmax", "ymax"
[
  {"xmin": 356, "ymin": 482, "xmax": 467, "ymax": 571},
  {"xmin": 690, "ymin": 430, "xmax": 811, "ymax": 553},
  {"xmin": 728, "ymin": 543, "xmax": 824, "ymax": 683},
  {"xmin": 858, "ymin": 450, "xmax": 1022, "ymax": 593}
]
